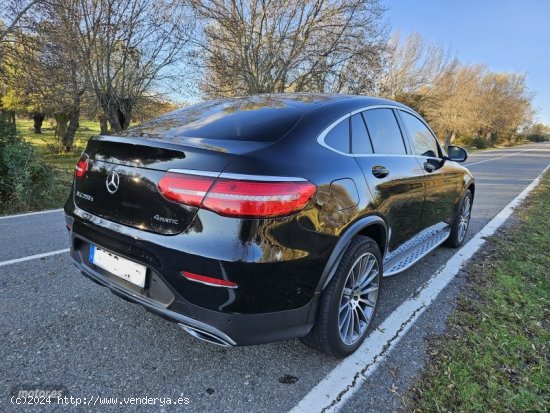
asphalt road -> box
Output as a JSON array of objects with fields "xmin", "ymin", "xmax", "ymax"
[{"xmin": 1, "ymin": 142, "xmax": 549, "ymax": 412}]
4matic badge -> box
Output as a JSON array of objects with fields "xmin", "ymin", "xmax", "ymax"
[{"xmin": 153, "ymin": 214, "xmax": 179, "ymax": 225}]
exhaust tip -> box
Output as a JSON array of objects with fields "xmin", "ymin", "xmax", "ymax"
[{"xmin": 178, "ymin": 323, "xmax": 233, "ymax": 347}]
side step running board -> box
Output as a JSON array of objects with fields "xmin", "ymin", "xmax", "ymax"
[{"xmin": 383, "ymin": 227, "xmax": 451, "ymax": 277}]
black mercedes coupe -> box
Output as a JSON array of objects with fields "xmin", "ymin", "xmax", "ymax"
[{"xmin": 64, "ymin": 93, "xmax": 474, "ymax": 357}]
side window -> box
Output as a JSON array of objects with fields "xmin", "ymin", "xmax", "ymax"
[
  {"xmin": 324, "ymin": 118, "xmax": 350, "ymax": 153},
  {"xmin": 351, "ymin": 114, "xmax": 372, "ymax": 154},
  {"xmin": 400, "ymin": 111, "xmax": 440, "ymax": 158},
  {"xmin": 362, "ymin": 109, "xmax": 406, "ymax": 155}
]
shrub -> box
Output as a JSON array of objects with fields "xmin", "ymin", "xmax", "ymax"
[
  {"xmin": 470, "ymin": 136, "xmax": 490, "ymax": 149},
  {"xmin": 0, "ymin": 116, "xmax": 59, "ymax": 213},
  {"xmin": 454, "ymin": 134, "xmax": 474, "ymax": 147},
  {"xmin": 527, "ymin": 133, "xmax": 549, "ymax": 143},
  {"xmin": 454, "ymin": 134, "xmax": 490, "ymax": 149}
]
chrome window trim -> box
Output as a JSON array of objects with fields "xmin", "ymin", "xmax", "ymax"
[
  {"xmin": 317, "ymin": 104, "xmax": 425, "ymax": 157},
  {"xmin": 346, "ymin": 153, "xmax": 420, "ymax": 158},
  {"xmin": 396, "ymin": 109, "xmax": 445, "ymax": 159},
  {"xmin": 168, "ymin": 168, "xmax": 307, "ymax": 182},
  {"xmin": 317, "ymin": 113, "xmax": 352, "ymax": 156}
]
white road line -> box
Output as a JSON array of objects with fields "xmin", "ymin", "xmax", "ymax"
[
  {"xmin": 0, "ymin": 248, "xmax": 70, "ymax": 267},
  {"xmin": 290, "ymin": 163, "xmax": 549, "ymax": 413},
  {"xmin": 465, "ymin": 148, "xmax": 533, "ymax": 167},
  {"xmin": 0, "ymin": 208, "xmax": 63, "ymax": 220}
]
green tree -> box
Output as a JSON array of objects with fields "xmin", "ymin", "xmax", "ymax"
[{"xmin": 2, "ymin": 21, "xmax": 85, "ymax": 150}]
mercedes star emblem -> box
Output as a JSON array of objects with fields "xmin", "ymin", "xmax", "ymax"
[{"xmin": 106, "ymin": 170, "xmax": 120, "ymax": 194}]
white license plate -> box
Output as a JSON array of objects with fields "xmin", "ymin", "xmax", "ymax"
[{"xmin": 89, "ymin": 244, "xmax": 147, "ymax": 287}]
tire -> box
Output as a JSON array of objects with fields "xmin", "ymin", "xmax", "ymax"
[
  {"xmin": 301, "ymin": 236, "xmax": 382, "ymax": 358},
  {"xmin": 445, "ymin": 189, "xmax": 473, "ymax": 248}
]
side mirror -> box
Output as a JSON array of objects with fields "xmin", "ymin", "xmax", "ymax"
[{"xmin": 447, "ymin": 145, "xmax": 468, "ymax": 162}]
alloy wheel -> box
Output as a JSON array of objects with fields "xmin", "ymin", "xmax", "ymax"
[
  {"xmin": 458, "ymin": 195, "xmax": 472, "ymax": 243},
  {"xmin": 338, "ymin": 252, "xmax": 379, "ymax": 346}
]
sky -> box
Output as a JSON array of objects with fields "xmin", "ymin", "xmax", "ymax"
[{"xmin": 383, "ymin": 0, "xmax": 550, "ymax": 124}]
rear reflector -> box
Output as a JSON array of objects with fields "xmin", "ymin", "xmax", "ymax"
[
  {"xmin": 158, "ymin": 173, "xmax": 317, "ymax": 218},
  {"xmin": 181, "ymin": 271, "xmax": 238, "ymax": 288},
  {"xmin": 74, "ymin": 156, "xmax": 88, "ymax": 179}
]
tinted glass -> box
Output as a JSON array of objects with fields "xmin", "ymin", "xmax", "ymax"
[
  {"xmin": 119, "ymin": 96, "xmax": 302, "ymax": 142},
  {"xmin": 362, "ymin": 109, "xmax": 406, "ymax": 154},
  {"xmin": 351, "ymin": 114, "xmax": 372, "ymax": 154},
  {"xmin": 400, "ymin": 111, "xmax": 440, "ymax": 157},
  {"xmin": 325, "ymin": 118, "xmax": 350, "ymax": 153}
]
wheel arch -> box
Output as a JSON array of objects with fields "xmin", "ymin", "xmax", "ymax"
[
  {"xmin": 315, "ymin": 216, "xmax": 387, "ymax": 293},
  {"xmin": 453, "ymin": 179, "xmax": 475, "ymax": 219},
  {"xmin": 467, "ymin": 181, "xmax": 475, "ymax": 200}
]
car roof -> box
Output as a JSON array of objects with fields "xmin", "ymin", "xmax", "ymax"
[
  {"xmin": 244, "ymin": 93, "xmax": 409, "ymax": 111},
  {"xmin": 118, "ymin": 93, "xmax": 412, "ymax": 145}
]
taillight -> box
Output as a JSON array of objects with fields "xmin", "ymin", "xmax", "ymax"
[
  {"xmin": 181, "ymin": 271, "xmax": 238, "ymax": 288},
  {"xmin": 75, "ymin": 155, "xmax": 88, "ymax": 179},
  {"xmin": 203, "ymin": 179, "xmax": 317, "ymax": 218},
  {"xmin": 158, "ymin": 173, "xmax": 317, "ymax": 218},
  {"xmin": 158, "ymin": 173, "xmax": 215, "ymax": 206}
]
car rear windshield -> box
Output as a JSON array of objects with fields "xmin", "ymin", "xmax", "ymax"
[{"xmin": 119, "ymin": 96, "xmax": 303, "ymax": 142}]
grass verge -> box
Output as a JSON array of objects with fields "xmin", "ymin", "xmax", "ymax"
[
  {"xmin": 408, "ymin": 172, "xmax": 550, "ymax": 412},
  {"xmin": 16, "ymin": 119, "xmax": 99, "ymax": 185}
]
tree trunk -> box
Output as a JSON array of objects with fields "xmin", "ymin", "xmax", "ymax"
[
  {"xmin": 444, "ymin": 129, "xmax": 454, "ymax": 148},
  {"xmin": 32, "ymin": 113, "xmax": 45, "ymax": 134},
  {"xmin": 99, "ymin": 113, "xmax": 109, "ymax": 135},
  {"xmin": 107, "ymin": 110, "xmax": 122, "ymax": 133},
  {"xmin": 104, "ymin": 96, "xmax": 132, "ymax": 133},
  {"xmin": 54, "ymin": 112, "xmax": 69, "ymax": 143},
  {"xmin": 120, "ymin": 104, "xmax": 131, "ymax": 130},
  {"xmin": 62, "ymin": 108, "xmax": 80, "ymax": 151}
]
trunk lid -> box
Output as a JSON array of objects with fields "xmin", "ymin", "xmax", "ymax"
[{"xmin": 73, "ymin": 136, "xmax": 253, "ymax": 235}]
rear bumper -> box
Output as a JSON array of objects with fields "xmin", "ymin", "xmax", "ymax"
[
  {"xmin": 74, "ymin": 258, "xmax": 235, "ymax": 346},
  {"xmin": 73, "ymin": 257, "xmax": 318, "ymax": 346},
  {"xmin": 64, "ymin": 203, "xmax": 332, "ymax": 345}
]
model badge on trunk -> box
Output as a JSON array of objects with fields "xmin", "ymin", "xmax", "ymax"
[
  {"xmin": 106, "ymin": 170, "xmax": 120, "ymax": 194},
  {"xmin": 76, "ymin": 191, "xmax": 94, "ymax": 202},
  {"xmin": 153, "ymin": 214, "xmax": 179, "ymax": 225}
]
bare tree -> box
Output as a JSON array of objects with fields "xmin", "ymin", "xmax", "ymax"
[
  {"xmin": 66, "ymin": 0, "xmax": 194, "ymax": 133},
  {"xmin": 0, "ymin": 0, "xmax": 43, "ymax": 126},
  {"xmin": 0, "ymin": 0, "xmax": 41, "ymax": 44},
  {"xmin": 1, "ymin": 33, "xmax": 51, "ymax": 130},
  {"xmin": 191, "ymin": 0, "xmax": 387, "ymax": 97},
  {"xmin": 377, "ymin": 32, "xmax": 454, "ymax": 111},
  {"xmin": 1, "ymin": 8, "xmax": 87, "ymax": 150},
  {"xmin": 379, "ymin": 32, "xmax": 534, "ymax": 147}
]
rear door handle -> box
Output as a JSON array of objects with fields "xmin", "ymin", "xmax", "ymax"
[
  {"xmin": 423, "ymin": 162, "xmax": 436, "ymax": 173},
  {"xmin": 371, "ymin": 166, "xmax": 389, "ymax": 178}
]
